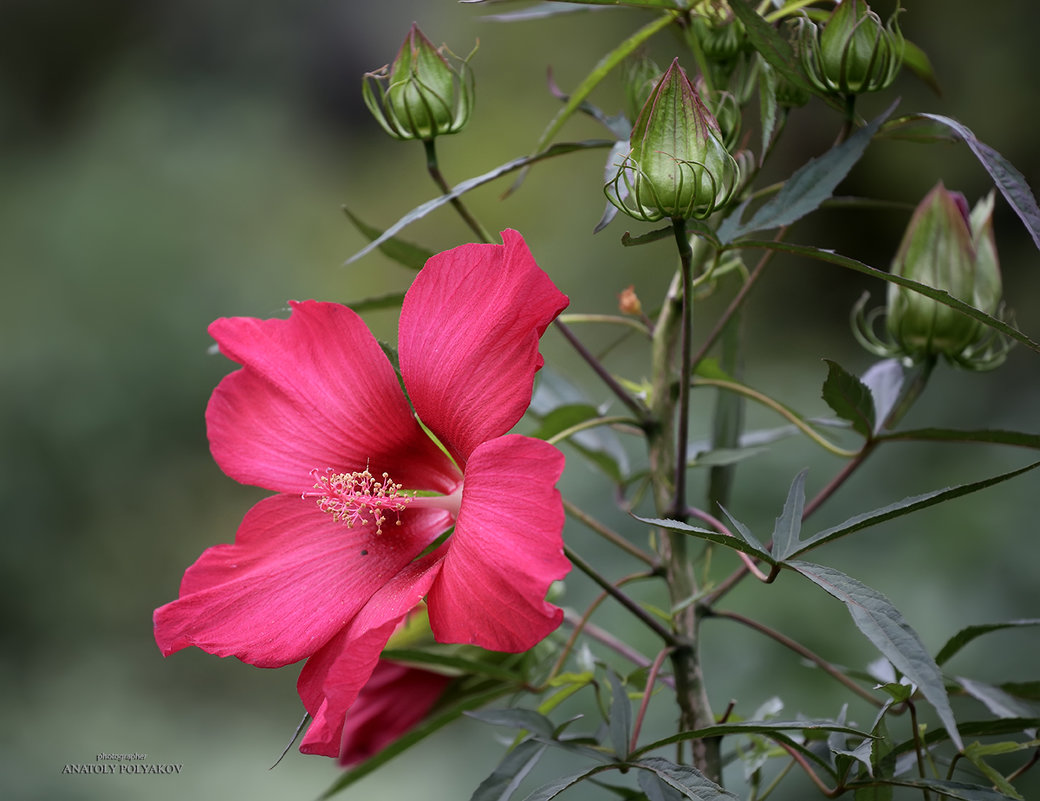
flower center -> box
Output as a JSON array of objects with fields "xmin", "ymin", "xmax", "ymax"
[{"xmin": 309, "ymin": 467, "xmax": 412, "ymax": 535}]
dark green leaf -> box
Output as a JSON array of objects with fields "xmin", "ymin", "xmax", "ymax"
[
  {"xmin": 890, "ymin": 718, "xmax": 1040, "ymax": 758},
  {"xmin": 344, "ymin": 140, "xmax": 612, "ymax": 264},
  {"xmin": 481, "ymin": 2, "xmax": 602, "ymax": 21},
  {"xmin": 606, "ymin": 670, "xmax": 632, "ymax": 760},
  {"xmin": 877, "ymin": 428, "xmax": 1040, "ymax": 449},
  {"xmin": 718, "ymin": 103, "xmax": 896, "ymax": 243},
  {"xmin": 771, "ymin": 469, "xmax": 806, "ymax": 562},
  {"xmin": 635, "ymin": 514, "xmax": 774, "ymax": 565},
  {"xmin": 728, "ymin": 0, "xmax": 817, "ymax": 101},
  {"xmin": 621, "ymin": 226, "xmax": 674, "ymax": 247},
  {"xmin": 471, "ymin": 740, "xmax": 549, "ymax": 801},
  {"xmin": 821, "ymin": 359, "xmax": 876, "ymax": 438},
  {"xmin": 790, "ymin": 460, "xmax": 1040, "ymax": 557},
  {"xmin": 341, "ymin": 207, "xmax": 435, "ymax": 270},
  {"xmin": 786, "ymin": 560, "xmax": 962, "ymax": 751},
  {"xmin": 916, "ymin": 114, "xmax": 1040, "ymax": 252},
  {"xmin": 936, "ymin": 619, "xmax": 1040, "ymax": 666},
  {"xmin": 523, "ymin": 765, "xmax": 614, "ymax": 801},
  {"xmin": 957, "ymin": 677, "xmax": 1040, "ymax": 720},
  {"xmin": 467, "ymin": 0, "xmax": 684, "ymax": 7},
  {"xmin": 885, "ymin": 778, "xmax": 1023, "ymax": 800},
  {"xmin": 736, "ymin": 240, "xmax": 1040, "ymax": 354},
  {"xmin": 636, "ymin": 757, "xmax": 739, "ymax": 800},
  {"xmin": 345, "ymin": 291, "xmax": 407, "ymax": 313},
  {"xmin": 467, "ymin": 708, "xmax": 557, "ymax": 738}
]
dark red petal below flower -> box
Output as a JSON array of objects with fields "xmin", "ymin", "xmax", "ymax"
[
  {"xmin": 298, "ymin": 554, "xmax": 444, "ymax": 756},
  {"xmin": 399, "ymin": 230, "xmax": 569, "ymax": 465},
  {"xmin": 426, "ymin": 435, "xmax": 569, "ymax": 652},
  {"xmin": 153, "ymin": 494, "xmax": 449, "ymax": 668},
  {"xmin": 207, "ymin": 300, "xmax": 459, "ymax": 495}
]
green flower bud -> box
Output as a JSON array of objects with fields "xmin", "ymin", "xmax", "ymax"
[
  {"xmin": 688, "ymin": 7, "xmax": 747, "ymax": 67},
  {"xmin": 605, "ymin": 58, "xmax": 739, "ymax": 222},
  {"xmin": 796, "ymin": 0, "xmax": 904, "ymax": 95},
  {"xmin": 855, "ymin": 183, "xmax": 1009, "ymax": 369},
  {"xmin": 363, "ymin": 24, "xmax": 474, "ymax": 141},
  {"xmin": 620, "ymin": 54, "xmax": 662, "ymax": 125},
  {"xmin": 695, "ymin": 80, "xmax": 742, "ymax": 152}
]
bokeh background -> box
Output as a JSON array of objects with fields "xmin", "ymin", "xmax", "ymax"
[{"xmin": 2, "ymin": 1, "xmax": 1037, "ymax": 799}]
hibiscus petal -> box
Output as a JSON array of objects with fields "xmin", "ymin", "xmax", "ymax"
[
  {"xmin": 153, "ymin": 494, "xmax": 449, "ymax": 668},
  {"xmin": 426, "ymin": 435, "xmax": 569, "ymax": 652},
  {"xmin": 298, "ymin": 555, "xmax": 443, "ymax": 757},
  {"xmin": 399, "ymin": 230, "xmax": 569, "ymax": 465},
  {"xmin": 207, "ymin": 300, "xmax": 459, "ymax": 495}
]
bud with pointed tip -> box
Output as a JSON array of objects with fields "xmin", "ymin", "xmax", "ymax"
[
  {"xmin": 606, "ymin": 58, "xmax": 739, "ymax": 222},
  {"xmin": 363, "ymin": 23, "xmax": 475, "ymax": 141}
]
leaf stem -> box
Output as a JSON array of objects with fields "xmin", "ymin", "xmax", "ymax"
[{"xmin": 630, "ymin": 646, "xmax": 675, "ymax": 754}]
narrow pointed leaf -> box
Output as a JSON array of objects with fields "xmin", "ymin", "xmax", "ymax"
[
  {"xmin": 886, "ymin": 778, "xmax": 1023, "ymax": 801},
  {"xmin": 631, "ymin": 719, "xmax": 872, "ymax": 760},
  {"xmin": 735, "ymin": 240, "xmax": 1040, "ymax": 354},
  {"xmin": 957, "ymin": 677, "xmax": 1040, "ymax": 720},
  {"xmin": 606, "ymin": 670, "xmax": 632, "ymax": 759},
  {"xmin": 471, "ymin": 740, "xmax": 549, "ymax": 801},
  {"xmin": 380, "ymin": 648, "xmax": 526, "ymax": 682},
  {"xmin": 719, "ymin": 102, "xmax": 896, "ymax": 243},
  {"xmin": 468, "ymin": 0, "xmax": 683, "ymax": 7},
  {"xmin": 786, "ymin": 560, "xmax": 962, "ymax": 751},
  {"xmin": 345, "ymin": 291, "xmax": 407, "ymax": 313},
  {"xmin": 344, "ymin": 140, "xmax": 612, "ymax": 264},
  {"xmin": 342, "ymin": 207, "xmax": 434, "ymax": 270},
  {"xmin": 821, "ymin": 359, "xmax": 876, "ymax": 438},
  {"xmin": 790, "ymin": 460, "xmax": 1040, "ymax": 557},
  {"xmin": 523, "ymin": 765, "xmax": 614, "ymax": 801},
  {"xmin": 771, "ymin": 469, "xmax": 807, "ymax": 561},
  {"xmin": 635, "ymin": 514, "xmax": 775, "ymax": 565},
  {"xmin": 636, "ymin": 757, "xmax": 739, "ymax": 800},
  {"xmin": 917, "ymin": 114, "xmax": 1040, "ymax": 251},
  {"xmin": 877, "ymin": 428, "xmax": 1040, "ymax": 449},
  {"xmin": 936, "ymin": 619, "xmax": 1040, "ymax": 666},
  {"xmin": 467, "ymin": 708, "xmax": 557, "ymax": 738},
  {"xmin": 728, "ymin": 0, "xmax": 817, "ymax": 100},
  {"xmin": 859, "ymin": 358, "xmax": 906, "ymax": 433}
]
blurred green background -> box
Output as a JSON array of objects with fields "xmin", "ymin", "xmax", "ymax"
[{"xmin": 2, "ymin": 1, "xmax": 1037, "ymax": 799}]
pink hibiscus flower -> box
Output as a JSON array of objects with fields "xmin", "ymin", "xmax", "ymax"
[{"xmin": 154, "ymin": 229, "xmax": 570, "ymax": 758}]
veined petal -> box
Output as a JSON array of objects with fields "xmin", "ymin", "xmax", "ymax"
[
  {"xmin": 399, "ymin": 230, "xmax": 569, "ymax": 465},
  {"xmin": 153, "ymin": 494, "xmax": 449, "ymax": 668},
  {"xmin": 427, "ymin": 435, "xmax": 569, "ymax": 652},
  {"xmin": 207, "ymin": 300, "xmax": 459, "ymax": 495},
  {"xmin": 298, "ymin": 556, "xmax": 443, "ymax": 757}
]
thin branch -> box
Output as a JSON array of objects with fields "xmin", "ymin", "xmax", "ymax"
[
  {"xmin": 630, "ymin": 646, "xmax": 675, "ymax": 754},
  {"xmin": 564, "ymin": 497, "xmax": 658, "ymax": 567},
  {"xmin": 554, "ymin": 319, "xmax": 650, "ymax": 421}
]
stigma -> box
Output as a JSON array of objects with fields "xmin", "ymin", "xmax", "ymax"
[{"xmin": 308, "ymin": 468, "xmax": 412, "ymax": 535}]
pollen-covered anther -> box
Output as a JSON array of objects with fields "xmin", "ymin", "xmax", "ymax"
[{"xmin": 309, "ymin": 467, "xmax": 413, "ymax": 535}]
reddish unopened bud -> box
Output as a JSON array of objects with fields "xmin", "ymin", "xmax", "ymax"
[
  {"xmin": 855, "ymin": 182, "xmax": 1009, "ymax": 370},
  {"xmin": 363, "ymin": 23, "xmax": 475, "ymax": 141},
  {"xmin": 606, "ymin": 58, "xmax": 739, "ymax": 222},
  {"xmin": 795, "ymin": 0, "xmax": 903, "ymax": 95}
]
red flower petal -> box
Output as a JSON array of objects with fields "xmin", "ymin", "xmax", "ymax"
[
  {"xmin": 427, "ymin": 435, "xmax": 569, "ymax": 651},
  {"xmin": 153, "ymin": 494, "xmax": 449, "ymax": 668},
  {"xmin": 399, "ymin": 230, "xmax": 569, "ymax": 465},
  {"xmin": 298, "ymin": 556, "xmax": 444, "ymax": 756},
  {"xmin": 207, "ymin": 300, "xmax": 459, "ymax": 495}
]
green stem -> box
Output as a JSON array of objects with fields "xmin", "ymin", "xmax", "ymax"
[
  {"xmin": 670, "ymin": 217, "xmax": 695, "ymax": 521},
  {"xmin": 422, "ymin": 138, "xmax": 494, "ymax": 243}
]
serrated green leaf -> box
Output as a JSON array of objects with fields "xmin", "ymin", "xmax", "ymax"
[
  {"xmin": 470, "ymin": 739, "xmax": 549, "ymax": 801},
  {"xmin": 735, "ymin": 240, "xmax": 1040, "ymax": 354},
  {"xmin": 821, "ymin": 359, "xmax": 876, "ymax": 438},
  {"xmin": 636, "ymin": 757, "xmax": 739, "ymax": 800},
  {"xmin": 936, "ymin": 619, "xmax": 1040, "ymax": 666},
  {"xmin": 790, "ymin": 461, "xmax": 1040, "ymax": 558},
  {"xmin": 771, "ymin": 468, "xmax": 806, "ymax": 561},
  {"xmin": 718, "ymin": 102, "xmax": 896, "ymax": 243},
  {"xmin": 916, "ymin": 114, "xmax": 1040, "ymax": 252},
  {"xmin": 606, "ymin": 670, "xmax": 632, "ymax": 759},
  {"xmin": 786, "ymin": 560, "xmax": 962, "ymax": 751},
  {"xmin": 342, "ymin": 206, "xmax": 434, "ymax": 270},
  {"xmin": 344, "ymin": 140, "xmax": 612, "ymax": 264},
  {"xmin": 635, "ymin": 514, "xmax": 774, "ymax": 564}
]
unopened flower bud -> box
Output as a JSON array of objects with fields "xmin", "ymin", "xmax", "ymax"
[
  {"xmin": 363, "ymin": 23, "xmax": 475, "ymax": 141},
  {"xmin": 796, "ymin": 0, "xmax": 903, "ymax": 95},
  {"xmin": 621, "ymin": 54, "xmax": 662, "ymax": 125},
  {"xmin": 689, "ymin": 8, "xmax": 747, "ymax": 67},
  {"xmin": 855, "ymin": 182, "xmax": 1009, "ymax": 370},
  {"xmin": 606, "ymin": 58, "xmax": 739, "ymax": 222}
]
